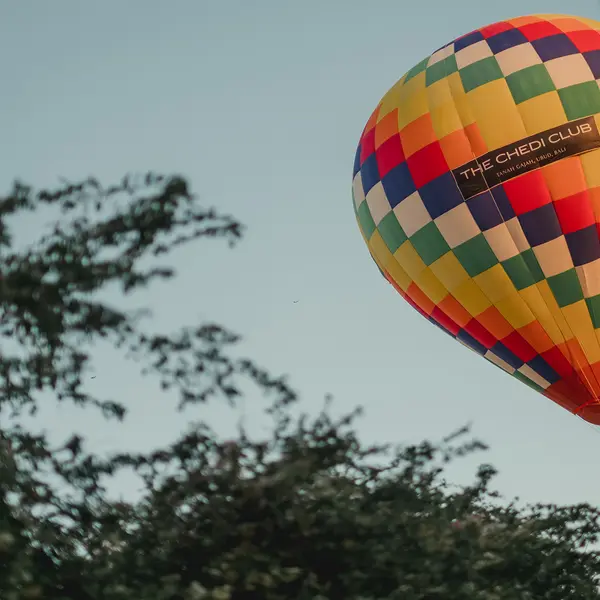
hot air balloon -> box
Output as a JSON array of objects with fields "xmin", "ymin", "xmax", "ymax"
[{"xmin": 353, "ymin": 14, "xmax": 600, "ymax": 424}]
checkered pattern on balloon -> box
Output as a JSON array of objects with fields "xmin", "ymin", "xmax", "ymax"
[{"xmin": 353, "ymin": 14, "xmax": 600, "ymax": 423}]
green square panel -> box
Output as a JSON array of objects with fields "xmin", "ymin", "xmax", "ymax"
[
  {"xmin": 452, "ymin": 233, "xmax": 498, "ymax": 277},
  {"xmin": 547, "ymin": 269, "xmax": 584, "ymax": 307},
  {"xmin": 521, "ymin": 248, "xmax": 545, "ymax": 283},
  {"xmin": 460, "ymin": 56, "xmax": 503, "ymax": 93},
  {"xmin": 558, "ymin": 81, "xmax": 600, "ymax": 120},
  {"xmin": 586, "ymin": 295, "xmax": 600, "ymax": 328},
  {"xmin": 410, "ymin": 222, "xmax": 450, "ymax": 266},
  {"xmin": 405, "ymin": 56, "xmax": 430, "ymax": 83},
  {"xmin": 502, "ymin": 249, "xmax": 543, "ymax": 290},
  {"xmin": 505, "ymin": 64, "xmax": 555, "ymax": 104},
  {"xmin": 356, "ymin": 201, "xmax": 376, "ymax": 240},
  {"xmin": 426, "ymin": 55, "xmax": 458, "ymax": 86},
  {"xmin": 513, "ymin": 370, "xmax": 545, "ymax": 394},
  {"xmin": 377, "ymin": 212, "xmax": 407, "ymax": 253}
]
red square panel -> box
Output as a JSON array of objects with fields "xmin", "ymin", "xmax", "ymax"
[
  {"xmin": 553, "ymin": 191, "xmax": 595, "ymax": 234},
  {"xmin": 464, "ymin": 318, "xmax": 496, "ymax": 348},
  {"xmin": 518, "ymin": 21, "xmax": 562, "ymax": 41},
  {"xmin": 578, "ymin": 401, "xmax": 600, "ymax": 425},
  {"xmin": 431, "ymin": 306, "xmax": 460, "ymax": 335},
  {"xmin": 406, "ymin": 283, "xmax": 435, "ymax": 316},
  {"xmin": 503, "ymin": 171, "xmax": 551, "ymax": 215},
  {"xmin": 360, "ymin": 128, "xmax": 376, "ymax": 164},
  {"xmin": 568, "ymin": 29, "xmax": 600, "ymax": 52},
  {"xmin": 362, "ymin": 104, "xmax": 380, "ymax": 137},
  {"xmin": 501, "ymin": 331, "xmax": 537, "ymax": 362},
  {"xmin": 480, "ymin": 22, "xmax": 513, "ymax": 38},
  {"xmin": 376, "ymin": 134, "xmax": 405, "ymax": 179},
  {"xmin": 541, "ymin": 346, "xmax": 574, "ymax": 378},
  {"xmin": 406, "ymin": 142, "xmax": 449, "ymax": 188},
  {"xmin": 545, "ymin": 375, "xmax": 592, "ymax": 413},
  {"xmin": 455, "ymin": 28, "xmax": 478, "ymax": 42}
]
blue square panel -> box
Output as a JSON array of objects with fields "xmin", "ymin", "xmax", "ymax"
[
  {"xmin": 487, "ymin": 28, "xmax": 527, "ymax": 54},
  {"xmin": 381, "ymin": 162, "xmax": 416, "ymax": 208},
  {"xmin": 518, "ymin": 203, "xmax": 562, "ymax": 247},
  {"xmin": 565, "ymin": 224, "xmax": 600, "ymax": 266},
  {"xmin": 360, "ymin": 153, "xmax": 381, "ymax": 195},
  {"xmin": 532, "ymin": 33, "xmax": 578, "ymax": 62},
  {"xmin": 467, "ymin": 191, "xmax": 503, "ymax": 231},
  {"xmin": 419, "ymin": 172, "xmax": 464, "ymax": 220}
]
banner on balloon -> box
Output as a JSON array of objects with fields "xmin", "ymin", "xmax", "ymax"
[{"xmin": 452, "ymin": 116, "xmax": 600, "ymax": 200}]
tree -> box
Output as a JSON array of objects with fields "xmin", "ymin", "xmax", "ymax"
[{"xmin": 1, "ymin": 173, "xmax": 600, "ymax": 599}]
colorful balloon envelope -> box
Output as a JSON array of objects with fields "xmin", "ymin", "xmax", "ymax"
[{"xmin": 352, "ymin": 14, "xmax": 600, "ymax": 424}]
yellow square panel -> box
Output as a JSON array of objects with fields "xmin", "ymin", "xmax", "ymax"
[
  {"xmin": 536, "ymin": 280, "xmax": 574, "ymax": 341},
  {"xmin": 369, "ymin": 250, "xmax": 386, "ymax": 275},
  {"xmin": 519, "ymin": 284, "xmax": 565, "ymax": 346},
  {"xmin": 580, "ymin": 149, "xmax": 600, "ymax": 189},
  {"xmin": 446, "ymin": 71, "xmax": 476, "ymax": 127},
  {"xmin": 517, "ymin": 91, "xmax": 567, "ymax": 135},
  {"xmin": 368, "ymin": 230, "xmax": 393, "ymax": 265},
  {"xmin": 452, "ymin": 279, "xmax": 491, "ymax": 316},
  {"xmin": 429, "ymin": 252, "xmax": 470, "ymax": 291},
  {"xmin": 386, "ymin": 257, "xmax": 412, "ymax": 292},
  {"xmin": 414, "ymin": 267, "xmax": 449, "ymax": 304},
  {"xmin": 429, "ymin": 100, "xmax": 464, "ymax": 140},
  {"xmin": 397, "ymin": 72, "xmax": 428, "ymax": 130},
  {"xmin": 393, "ymin": 241, "xmax": 426, "ymax": 280},
  {"xmin": 495, "ymin": 290, "xmax": 536, "ymax": 329},
  {"xmin": 473, "ymin": 264, "xmax": 514, "ymax": 304},
  {"xmin": 425, "ymin": 77, "xmax": 454, "ymax": 110},
  {"xmin": 562, "ymin": 300, "xmax": 600, "ymax": 364},
  {"xmin": 467, "ymin": 79, "xmax": 528, "ymax": 150},
  {"xmin": 378, "ymin": 78, "xmax": 406, "ymax": 121}
]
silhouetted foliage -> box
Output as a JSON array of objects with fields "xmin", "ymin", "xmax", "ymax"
[{"xmin": 1, "ymin": 174, "xmax": 600, "ymax": 599}]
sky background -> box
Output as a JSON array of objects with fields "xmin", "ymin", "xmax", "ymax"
[{"xmin": 2, "ymin": 0, "xmax": 600, "ymax": 505}]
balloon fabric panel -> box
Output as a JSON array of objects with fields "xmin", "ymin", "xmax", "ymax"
[{"xmin": 353, "ymin": 14, "xmax": 600, "ymax": 424}]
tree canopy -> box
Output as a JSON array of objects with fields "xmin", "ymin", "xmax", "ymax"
[{"xmin": 1, "ymin": 173, "xmax": 600, "ymax": 599}]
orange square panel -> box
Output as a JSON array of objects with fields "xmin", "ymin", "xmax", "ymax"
[
  {"xmin": 542, "ymin": 157, "xmax": 587, "ymax": 201},
  {"xmin": 517, "ymin": 320, "xmax": 555, "ymax": 354},
  {"xmin": 563, "ymin": 338, "xmax": 589, "ymax": 370},
  {"xmin": 439, "ymin": 129, "xmax": 474, "ymax": 170},
  {"xmin": 464, "ymin": 122, "xmax": 487, "ymax": 157},
  {"xmin": 400, "ymin": 113, "xmax": 437, "ymax": 158},
  {"xmin": 553, "ymin": 17, "xmax": 592, "ymax": 32},
  {"xmin": 374, "ymin": 109, "xmax": 400, "ymax": 149},
  {"xmin": 476, "ymin": 306, "xmax": 514, "ymax": 340},
  {"xmin": 588, "ymin": 187, "xmax": 600, "ymax": 222},
  {"xmin": 406, "ymin": 282, "xmax": 435, "ymax": 315},
  {"xmin": 507, "ymin": 15, "xmax": 542, "ymax": 27},
  {"xmin": 438, "ymin": 294, "xmax": 472, "ymax": 327}
]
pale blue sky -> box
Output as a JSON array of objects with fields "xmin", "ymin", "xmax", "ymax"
[{"xmin": 2, "ymin": 0, "xmax": 600, "ymax": 504}]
